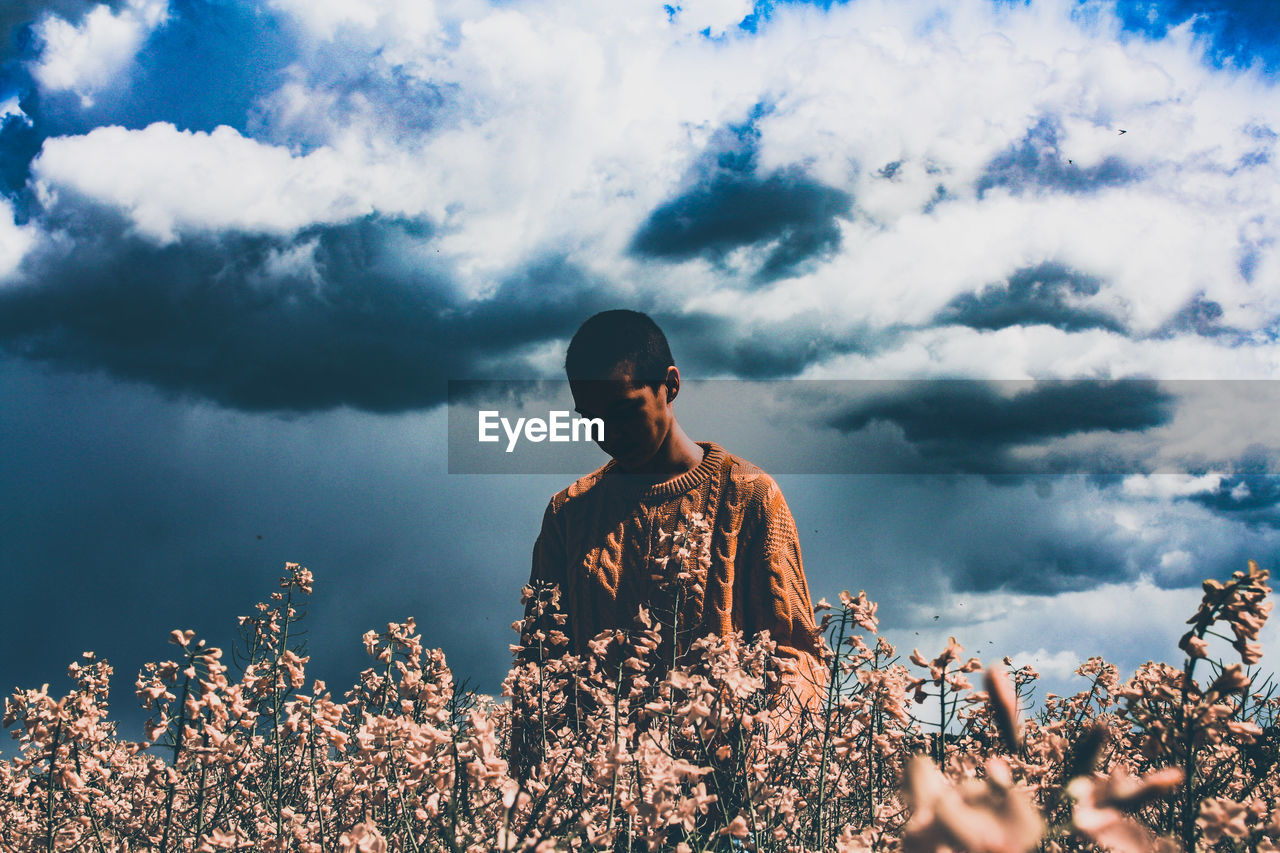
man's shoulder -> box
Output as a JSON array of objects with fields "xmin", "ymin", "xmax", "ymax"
[
  {"xmin": 718, "ymin": 446, "xmax": 785, "ymax": 506},
  {"xmin": 543, "ymin": 460, "xmax": 614, "ymax": 515}
]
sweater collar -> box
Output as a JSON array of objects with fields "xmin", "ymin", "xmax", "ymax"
[{"xmin": 601, "ymin": 441, "xmax": 723, "ymax": 502}]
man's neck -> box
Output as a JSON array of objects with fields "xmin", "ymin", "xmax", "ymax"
[{"xmin": 616, "ymin": 423, "xmax": 704, "ymax": 482}]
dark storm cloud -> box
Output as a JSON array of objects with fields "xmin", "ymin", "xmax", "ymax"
[
  {"xmin": 1186, "ymin": 450, "xmax": 1280, "ymax": 528},
  {"xmin": 655, "ymin": 310, "xmax": 878, "ymax": 378},
  {"xmin": 789, "ymin": 474, "xmax": 1278, "ymax": 604},
  {"xmin": 0, "ymin": 356, "xmax": 557, "ymax": 750},
  {"xmin": 0, "ymin": 207, "xmax": 614, "ymax": 412},
  {"xmin": 953, "ymin": 534, "xmax": 1129, "ymax": 594},
  {"xmin": 953, "ymin": 522, "xmax": 1265, "ymax": 594},
  {"xmin": 976, "ymin": 116, "xmax": 1141, "ymax": 198},
  {"xmin": 935, "ymin": 261, "xmax": 1126, "ymax": 333},
  {"xmin": 631, "ymin": 171, "xmax": 852, "ymax": 281},
  {"xmin": 826, "ymin": 379, "xmax": 1176, "ymax": 473},
  {"xmin": 1192, "ymin": 475, "xmax": 1280, "ymax": 524},
  {"xmin": 630, "ymin": 111, "xmax": 853, "ymax": 283},
  {"xmin": 1155, "ymin": 293, "xmax": 1231, "ymax": 338},
  {"xmin": 0, "ymin": 112, "xmax": 42, "ymax": 199}
]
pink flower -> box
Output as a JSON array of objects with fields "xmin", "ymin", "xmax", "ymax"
[
  {"xmin": 722, "ymin": 815, "xmax": 751, "ymax": 839},
  {"xmin": 338, "ymin": 820, "xmax": 388, "ymax": 853},
  {"xmin": 1067, "ymin": 767, "xmax": 1183, "ymax": 853},
  {"xmin": 1182, "ymin": 632, "xmax": 1209, "ymax": 659},
  {"xmin": 985, "ymin": 664, "xmax": 1022, "ymax": 751},
  {"xmin": 902, "ymin": 756, "xmax": 1042, "ymax": 853},
  {"xmin": 1199, "ymin": 797, "xmax": 1251, "ymax": 844}
]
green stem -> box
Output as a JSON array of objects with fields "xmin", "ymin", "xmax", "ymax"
[
  {"xmin": 813, "ymin": 611, "xmax": 847, "ymax": 849},
  {"xmin": 273, "ymin": 586, "xmax": 295, "ymax": 844},
  {"xmin": 195, "ymin": 729, "xmax": 209, "ymax": 841},
  {"xmin": 160, "ymin": 663, "xmax": 193, "ymax": 853},
  {"xmin": 606, "ymin": 659, "xmax": 625, "ymax": 840},
  {"xmin": 72, "ymin": 743, "xmax": 109, "ymax": 853},
  {"xmin": 308, "ymin": 700, "xmax": 329, "ymax": 853},
  {"xmin": 44, "ymin": 720, "xmax": 62, "ymax": 853},
  {"xmin": 937, "ymin": 664, "xmax": 948, "ymax": 766}
]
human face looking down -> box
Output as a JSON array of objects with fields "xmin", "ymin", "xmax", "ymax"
[{"xmin": 570, "ymin": 365, "xmax": 679, "ymax": 473}]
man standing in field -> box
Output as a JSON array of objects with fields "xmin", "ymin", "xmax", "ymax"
[{"xmin": 516, "ymin": 309, "xmax": 827, "ymax": 724}]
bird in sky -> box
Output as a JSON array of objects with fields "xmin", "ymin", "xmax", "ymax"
[{"xmin": 1119, "ymin": 129, "xmax": 1127, "ymax": 134}]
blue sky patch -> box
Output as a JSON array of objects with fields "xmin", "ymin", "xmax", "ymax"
[{"xmin": 1113, "ymin": 0, "xmax": 1280, "ymax": 71}]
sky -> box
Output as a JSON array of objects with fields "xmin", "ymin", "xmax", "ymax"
[{"xmin": 2, "ymin": 0, "xmax": 1280, "ymax": 741}]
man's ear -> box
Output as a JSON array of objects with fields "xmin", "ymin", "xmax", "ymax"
[{"xmin": 664, "ymin": 365, "xmax": 680, "ymax": 403}]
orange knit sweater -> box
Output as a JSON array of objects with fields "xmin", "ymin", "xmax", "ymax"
[{"xmin": 524, "ymin": 441, "xmax": 827, "ymax": 709}]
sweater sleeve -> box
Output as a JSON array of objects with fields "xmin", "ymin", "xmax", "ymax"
[{"xmin": 743, "ymin": 479, "xmax": 828, "ymax": 715}]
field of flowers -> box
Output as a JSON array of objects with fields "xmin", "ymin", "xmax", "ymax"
[{"xmin": 2, "ymin": 554, "xmax": 1278, "ymax": 852}]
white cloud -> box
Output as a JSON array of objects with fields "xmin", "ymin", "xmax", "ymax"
[
  {"xmin": 1008, "ymin": 648, "xmax": 1085, "ymax": 682},
  {"xmin": 880, "ymin": 575, "xmax": 1205, "ymax": 698},
  {"xmin": 269, "ymin": 0, "xmax": 427, "ymax": 40},
  {"xmin": 804, "ymin": 323, "xmax": 1280, "ymax": 383},
  {"xmin": 11, "ymin": 0, "xmax": 1280, "ymax": 719},
  {"xmin": 789, "ymin": 469, "xmax": 1280, "ymax": 689},
  {"xmin": 0, "ymin": 95, "xmax": 26, "ymax": 122},
  {"xmin": 255, "ymin": 238, "xmax": 323, "ymax": 289},
  {"xmin": 26, "ymin": 0, "xmax": 1280, "ymax": 347},
  {"xmin": 667, "ymin": 0, "xmax": 755, "ymax": 37},
  {"xmin": 1159, "ymin": 549, "xmax": 1192, "ymax": 571},
  {"xmin": 0, "ymin": 198, "xmax": 37, "ymax": 283},
  {"xmin": 1122, "ymin": 473, "xmax": 1226, "ymax": 499},
  {"xmin": 33, "ymin": 0, "xmax": 168, "ymax": 104},
  {"xmin": 32, "ymin": 123, "xmax": 421, "ymax": 242},
  {"xmin": 266, "ymin": 0, "xmax": 450, "ymax": 69}
]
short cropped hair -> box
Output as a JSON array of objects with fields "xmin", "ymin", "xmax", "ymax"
[{"xmin": 565, "ymin": 310, "xmax": 674, "ymax": 384}]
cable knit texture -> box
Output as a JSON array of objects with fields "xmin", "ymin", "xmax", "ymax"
[{"xmin": 526, "ymin": 441, "xmax": 827, "ymax": 709}]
